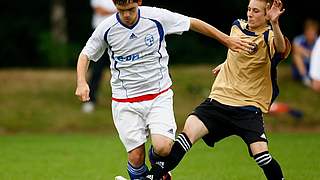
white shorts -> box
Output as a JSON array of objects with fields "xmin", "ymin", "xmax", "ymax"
[{"xmin": 112, "ymin": 89, "xmax": 176, "ymax": 152}]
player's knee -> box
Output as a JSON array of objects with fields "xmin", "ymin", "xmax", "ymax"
[
  {"xmin": 182, "ymin": 115, "xmax": 208, "ymax": 144},
  {"xmin": 128, "ymin": 149, "xmax": 145, "ymax": 167},
  {"xmin": 151, "ymin": 135, "xmax": 173, "ymax": 156},
  {"xmin": 312, "ymin": 80, "xmax": 320, "ymax": 92},
  {"xmin": 153, "ymin": 140, "xmax": 173, "ymax": 157},
  {"xmin": 152, "ymin": 143, "xmax": 172, "ymax": 157},
  {"xmin": 253, "ymin": 151, "xmax": 273, "ymax": 167}
]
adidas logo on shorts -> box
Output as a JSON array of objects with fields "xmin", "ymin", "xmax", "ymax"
[
  {"xmin": 167, "ymin": 128, "xmax": 174, "ymax": 134},
  {"xmin": 260, "ymin": 133, "xmax": 266, "ymax": 139}
]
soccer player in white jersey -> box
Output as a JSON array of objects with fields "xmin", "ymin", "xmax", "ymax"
[{"xmin": 75, "ymin": 0, "xmax": 253, "ymax": 179}]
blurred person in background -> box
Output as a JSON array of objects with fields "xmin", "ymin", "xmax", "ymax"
[
  {"xmin": 82, "ymin": 0, "xmax": 117, "ymax": 113},
  {"xmin": 75, "ymin": 0, "xmax": 253, "ymax": 179},
  {"xmin": 291, "ymin": 18, "xmax": 319, "ymax": 87},
  {"xmin": 309, "ymin": 36, "xmax": 320, "ymax": 92}
]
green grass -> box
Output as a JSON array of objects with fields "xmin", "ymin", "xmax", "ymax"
[
  {"xmin": 1, "ymin": 65, "xmax": 319, "ymax": 179},
  {"xmin": 0, "ymin": 134, "xmax": 125, "ymax": 180},
  {"xmin": 0, "ymin": 69, "xmax": 113, "ymax": 133},
  {"xmin": 0, "ymin": 65, "xmax": 319, "ymax": 133},
  {"xmin": 0, "ymin": 133, "xmax": 319, "ymax": 179}
]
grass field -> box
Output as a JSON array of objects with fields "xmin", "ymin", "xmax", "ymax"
[
  {"xmin": 0, "ymin": 133, "xmax": 319, "ymax": 180},
  {"xmin": 0, "ymin": 65, "xmax": 319, "ymax": 179},
  {"xmin": 0, "ymin": 65, "xmax": 320, "ymax": 133}
]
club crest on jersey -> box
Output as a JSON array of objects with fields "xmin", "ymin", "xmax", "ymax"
[
  {"xmin": 145, "ymin": 34, "xmax": 154, "ymax": 47},
  {"xmin": 249, "ymin": 42, "xmax": 258, "ymax": 54}
]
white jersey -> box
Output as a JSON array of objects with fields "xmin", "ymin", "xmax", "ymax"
[
  {"xmin": 82, "ymin": 6, "xmax": 190, "ymax": 100},
  {"xmin": 90, "ymin": 0, "xmax": 117, "ymax": 28}
]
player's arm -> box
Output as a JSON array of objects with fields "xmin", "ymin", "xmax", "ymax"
[
  {"xmin": 75, "ymin": 53, "xmax": 91, "ymax": 102},
  {"xmin": 189, "ymin": 18, "xmax": 254, "ymax": 53},
  {"xmin": 293, "ymin": 42, "xmax": 311, "ymax": 58},
  {"xmin": 266, "ymin": 0, "xmax": 286, "ymax": 53},
  {"xmin": 75, "ymin": 20, "xmax": 107, "ymax": 101},
  {"xmin": 270, "ymin": 23, "xmax": 286, "ymax": 53},
  {"xmin": 292, "ymin": 42, "xmax": 308, "ymax": 77}
]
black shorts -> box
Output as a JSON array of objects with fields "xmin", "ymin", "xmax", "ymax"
[{"xmin": 190, "ymin": 98, "xmax": 268, "ymax": 155}]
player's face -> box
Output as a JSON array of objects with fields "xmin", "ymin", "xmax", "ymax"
[
  {"xmin": 305, "ymin": 26, "xmax": 318, "ymax": 44},
  {"xmin": 116, "ymin": 2, "xmax": 139, "ymax": 26},
  {"xmin": 247, "ymin": 0, "xmax": 267, "ymax": 30}
]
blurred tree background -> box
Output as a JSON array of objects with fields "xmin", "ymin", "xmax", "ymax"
[{"xmin": 0, "ymin": 0, "xmax": 319, "ymax": 68}]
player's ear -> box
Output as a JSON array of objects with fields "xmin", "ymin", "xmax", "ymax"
[
  {"xmin": 266, "ymin": 3, "xmax": 271, "ymax": 11},
  {"xmin": 137, "ymin": 0, "xmax": 142, "ymax": 6}
]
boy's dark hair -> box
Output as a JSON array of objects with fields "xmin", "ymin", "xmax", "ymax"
[{"xmin": 113, "ymin": 0, "xmax": 139, "ymax": 5}]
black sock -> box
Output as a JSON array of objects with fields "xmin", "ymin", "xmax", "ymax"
[
  {"xmin": 254, "ymin": 151, "xmax": 284, "ymax": 180},
  {"xmin": 147, "ymin": 132, "xmax": 192, "ymax": 179},
  {"xmin": 148, "ymin": 146, "xmax": 161, "ymax": 166},
  {"xmin": 164, "ymin": 132, "xmax": 192, "ymax": 171}
]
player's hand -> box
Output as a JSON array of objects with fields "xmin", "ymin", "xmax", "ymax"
[
  {"xmin": 212, "ymin": 64, "xmax": 222, "ymax": 76},
  {"xmin": 302, "ymin": 75, "xmax": 312, "ymax": 87},
  {"xmin": 266, "ymin": 0, "xmax": 285, "ymax": 23},
  {"xmin": 75, "ymin": 82, "xmax": 90, "ymax": 102},
  {"xmin": 227, "ymin": 36, "xmax": 255, "ymax": 53}
]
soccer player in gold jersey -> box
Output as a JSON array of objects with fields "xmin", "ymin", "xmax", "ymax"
[{"xmin": 145, "ymin": 0, "xmax": 291, "ymax": 179}]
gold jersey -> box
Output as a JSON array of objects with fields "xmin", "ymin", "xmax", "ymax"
[{"xmin": 209, "ymin": 19, "xmax": 291, "ymax": 113}]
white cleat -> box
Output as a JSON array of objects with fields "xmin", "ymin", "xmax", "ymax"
[{"xmin": 115, "ymin": 176, "xmax": 128, "ymax": 180}]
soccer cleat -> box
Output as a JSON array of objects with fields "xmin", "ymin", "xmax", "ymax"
[
  {"xmin": 142, "ymin": 172, "xmax": 171, "ymax": 180},
  {"xmin": 161, "ymin": 171, "xmax": 172, "ymax": 180}
]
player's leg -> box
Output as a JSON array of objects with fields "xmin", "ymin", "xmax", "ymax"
[
  {"xmin": 112, "ymin": 101, "xmax": 149, "ymax": 180},
  {"xmin": 148, "ymin": 135, "xmax": 173, "ymax": 180},
  {"xmin": 127, "ymin": 144, "xmax": 149, "ymax": 179},
  {"xmin": 146, "ymin": 89, "xmax": 176, "ymax": 179},
  {"xmin": 150, "ymin": 134, "xmax": 173, "ymax": 157},
  {"xmin": 312, "ymin": 79, "xmax": 320, "ymax": 92},
  {"xmin": 149, "ymin": 135, "xmax": 173, "ymax": 167},
  {"xmin": 239, "ymin": 108, "xmax": 284, "ymax": 180},
  {"xmin": 250, "ymin": 142, "xmax": 284, "ymax": 180},
  {"xmin": 147, "ymin": 98, "xmax": 229, "ymax": 180},
  {"xmin": 165, "ymin": 115, "xmax": 209, "ymax": 170},
  {"xmin": 147, "ymin": 115, "xmax": 209, "ymax": 180}
]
